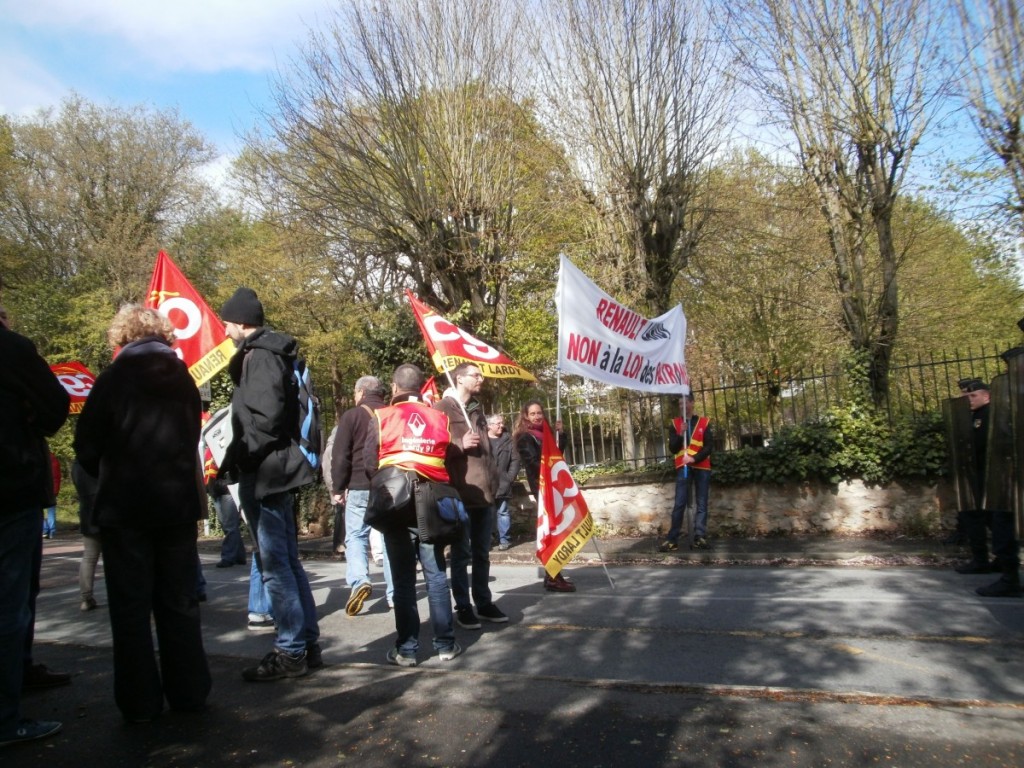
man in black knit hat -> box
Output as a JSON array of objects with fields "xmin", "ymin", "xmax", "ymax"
[{"xmin": 219, "ymin": 288, "xmax": 323, "ymax": 680}]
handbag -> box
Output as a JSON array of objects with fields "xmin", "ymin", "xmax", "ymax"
[
  {"xmin": 415, "ymin": 480, "xmax": 468, "ymax": 545},
  {"xmin": 366, "ymin": 466, "xmax": 416, "ymax": 531}
]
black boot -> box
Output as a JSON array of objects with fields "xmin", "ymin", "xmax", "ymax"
[
  {"xmin": 956, "ymin": 509, "xmax": 991, "ymax": 573},
  {"xmin": 976, "ymin": 574, "xmax": 1021, "ymax": 597}
]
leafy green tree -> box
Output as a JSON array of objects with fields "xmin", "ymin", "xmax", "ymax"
[{"xmin": 0, "ymin": 95, "xmax": 216, "ymax": 364}]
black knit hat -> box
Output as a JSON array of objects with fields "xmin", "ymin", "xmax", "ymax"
[{"xmin": 220, "ymin": 287, "xmax": 264, "ymax": 326}]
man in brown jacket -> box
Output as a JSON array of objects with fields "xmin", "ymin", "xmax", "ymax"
[{"xmin": 433, "ymin": 363, "xmax": 508, "ymax": 629}]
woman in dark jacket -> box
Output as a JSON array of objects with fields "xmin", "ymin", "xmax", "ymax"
[
  {"xmin": 73, "ymin": 305, "xmax": 210, "ymax": 723},
  {"xmin": 512, "ymin": 400, "xmax": 576, "ymax": 593}
]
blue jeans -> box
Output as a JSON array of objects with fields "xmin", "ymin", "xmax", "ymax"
[
  {"xmin": 383, "ymin": 527, "xmax": 454, "ymax": 656},
  {"xmin": 345, "ymin": 489, "xmax": 393, "ymax": 599},
  {"xmin": 451, "ymin": 505, "xmax": 495, "ymax": 610},
  {"xmin": 43, "ymin": 506, "xmax": 56, "ymax": 537},
  {"xmin": 248, "ymin": 556, "xmax": 273, "ymax": 619},
  {"xmin": 666, "ymin": 468, "xmax": 711, "ymax": 541},
  {"xmin": 0, "ymin": 506, "xmax": 40, "ymax": 736},
  {"xmin": 214, "ymin": 492, "xmax": 246, "ymax": 565},
  {"xmin": 238, "ymin": 475, "xmax": 319, "ymax": 656},
  {"xmin": 494, "ymin": 499, "xmax": 511, "ymax": 546}
]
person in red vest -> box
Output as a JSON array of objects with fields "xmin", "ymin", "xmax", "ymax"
[
  {"xmin": 364, "ymin": 363, "xmax": 463, "ymax": 666},
  {"xmin": 660, "ymin": 393, "xmax": 714, "ymax": 551}
]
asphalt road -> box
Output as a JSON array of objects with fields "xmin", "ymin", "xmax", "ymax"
[{"xmin": 10, "ymin": 540, "xmax": 1024, "ymax": 767}]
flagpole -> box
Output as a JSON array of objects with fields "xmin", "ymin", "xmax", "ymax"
[
  {"xmin": 556, "ymin": 368, "xmax": 561, "ymax": 423},
  {"xmin": 588, "ymin": 534, "xmax": 616, "ymax": 590}
]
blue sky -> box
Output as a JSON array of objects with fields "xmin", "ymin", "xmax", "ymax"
[{"xmin": 0, "ymin": 0, "xmax": 333, "ymax": 161}]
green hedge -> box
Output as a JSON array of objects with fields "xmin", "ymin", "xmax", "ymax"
[{"xmin": 575, "ymin": 406, "xmax": 948, "ymax": 488}]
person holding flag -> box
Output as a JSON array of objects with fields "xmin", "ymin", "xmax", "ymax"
[
  {"xmin": 513, "ymin": 400, "xmax": 577, "ymax": 593},
  {"xmin": 660, "ymin": 393, "xmax": 714, "ymax": 552},
  {"xmin": 434, "ymin": 362, "xmax": 508, "ymax": 628}
]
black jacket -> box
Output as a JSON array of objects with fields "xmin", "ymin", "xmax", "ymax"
[
  {"xmin": 490, "ymin": 431, "xmax": 520, "ymax": 500},
  {"xmin": 224, "ymin": 327, "xmax": 314, "ymax": 498},
  {"xmin": 0, "ymin": 326, "xmax": 69, "ymax": 511},
  {"xmin": 516, "ymin": 430, "xmax": 542, "ymax": 497},
  {"xmin": 331, "ymin": 390, "xmax": 387, "ymax": 494},
  {"xmin": 73, "ymin": 337, "xmax": 203, "ymax": 528}
]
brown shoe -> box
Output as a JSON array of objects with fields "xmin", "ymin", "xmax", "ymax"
[{"xmin": 544, "ymin": 574, "xmax": 577, "ymax": 593}]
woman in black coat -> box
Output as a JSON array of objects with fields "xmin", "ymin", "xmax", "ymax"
[
  {"xmin": 512, "ymin": 400, "xmax": 576, "ymax": 593},
  {"xmin": 74, "ymin": 305, "xmax": 210, "ymax": 723}
]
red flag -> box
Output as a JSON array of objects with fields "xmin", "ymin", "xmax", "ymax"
[
  {"xmin": 536, "ymin": 420, "xmax": 594, "ymax": 577},
  {"xmin": 406, "ymin": 290, "xmax": 536, "ymax": 381},
  {"xmin": 145, "ymin": 251, "xmax": 236, "ymax": 386},
  {"xmin": 50, "ymin": 362, "xmax": 96, "ymax": 415},
  {"xmin": 420, "ymin": 376, "xmax": 440, "ymax": 405}
]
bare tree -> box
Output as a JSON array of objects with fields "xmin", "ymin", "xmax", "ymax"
[
  {"xmin": 242, "ymin": 0, "xmax": 567, "ymax": 338},
  {"xmin": 729, "ymin": 0, "xmax": 953, "ymax": 404},
  {"xmin": 956, "ymin": 0, "xmax": 1024, "ymax": 230},
  {"xmin": 535, "ymin": 0, "xmax": 735, "ymax": 314}
]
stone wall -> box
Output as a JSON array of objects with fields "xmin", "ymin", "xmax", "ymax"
[{"xmin": 510, "ymin": 474, "xmax": 958, "ymax": 537}]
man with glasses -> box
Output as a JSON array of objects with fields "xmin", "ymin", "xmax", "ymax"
[{"xmin": 434, "ymin": 363, "xmax": 508, "ymax": 628}]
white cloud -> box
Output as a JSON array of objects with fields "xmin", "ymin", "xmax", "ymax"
[
  {"xmin": 1, "ymin": 0, "xmax": 330, "ymax": 73},
  {"xmin": 0, "ymin": 49, "xmax": 68, "ymax": 117}
]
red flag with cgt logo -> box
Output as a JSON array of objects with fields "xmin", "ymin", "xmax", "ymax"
[
  {"xmin": 536, "ymin": 420, "xmax": 594, "ymax": 578},
  {"xmin": 145, "ymin": 251, "xmax": 236, "ymax": 387},
  {"xmin": 50, "ymin": 361, "xmax": 96, "ymax": 414},
  {"xmin": 406, "ymin": 290, "xmax": 536, "ymax": 381}
]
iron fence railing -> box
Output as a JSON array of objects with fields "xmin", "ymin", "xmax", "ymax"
[{"xmin": 497, "ymin": 344, "xmax": 1019, "ymax": 469}]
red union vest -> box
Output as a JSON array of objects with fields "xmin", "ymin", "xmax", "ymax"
[
  {"xmin": 673, "ymin": 416, "xmax": 711, "ymax": 470},
  {"xmin": 376, "ymin": 401, "xmax": 451, "ymax": 483}
]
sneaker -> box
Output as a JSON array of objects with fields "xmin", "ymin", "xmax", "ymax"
[
  {"xmin": 456, "ymin": 606, "xmax": 481, "ymax": 629},
  {"xmin": 0, "ymin": 719, "xmax": 62, "ymax": 747},
  {"xmin": 498, "ymin": 542, "xmax": 511, "ymax": 551},
  {"xmin": 242, "ymin": 649, "xmax": 308, "ymax": 681},
  {"xmin": 692, "ymin": 536, "xmax": 709, "ymax": 550},
  {"xmin": 373, "ymin": 556, "xmax": 384, "ymax": 567},
  {"xmin": 386, "ymin": 647, "xmax": 417, "ymax": 667},
  {"xmin": 247, "ymin": 617, "xmax": 276, "ymax": 632},
  {"xmin": 437, "ymin": 642, "xmax": 463, "ymax": 661},
  {"xmin": 22, "ymin": 663, "xmax": 71, "ymax": 691},
  {"xmin": 976, "ymin": 578, "xmax": 1022, "ymax": 598},
  {"xmin": 80, "ymin": 597, "xmax": 98, "ymax": 612},
  {"xmin": 346, "ymin": 582, "xmax": 373, "ymax": 616},
  {"xmin": 306, "ymin": 642, "xmax": 324, "ymax": 670},
  {"xmin": 659, "ymin": 540, "xmax": 678, "ymax": 552},
  {"xmin": 476, "ymin": 603, "xmax": 508, "ymax": 623},
  {"xmin": 544, "ymin": 574, "xmax": 577, "ymax": 593},
  {"xmin": 215, "ymin": 560, "xmax": 235, "ymax": 568}
]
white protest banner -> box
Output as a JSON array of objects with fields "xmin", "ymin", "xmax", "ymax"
[{"xmin": 556, "ymin": 255, "xmax": 689, "ymax": 394}]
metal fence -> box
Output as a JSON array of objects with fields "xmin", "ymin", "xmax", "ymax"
[{"xmin": 498, "ymin": 344, "xmax": 1018, "ymax": 469}]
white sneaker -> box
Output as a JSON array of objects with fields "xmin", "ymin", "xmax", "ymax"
[
  {"xmin": 438, "ymin": 642, "xmax": 463, "ymax": 661},
  {"xmin": 386, "ymin": 648, "xmax": 417, "ymax": 667}
]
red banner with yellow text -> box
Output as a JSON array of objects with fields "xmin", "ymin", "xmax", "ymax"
[
  {"xmin": 406, "ymin": 290, "xmax": 536, "ymax": 381},
  {"xmin": 145, "ymin": 251, "xmax": 235, "ymax": 386},
  {"xmin": 536, "ymin": 420, "xmax": 594, "ymax": 577},
  {"xmin": 50, "ymin": 362, "xmax": 96, "ymax": 414}
]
